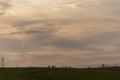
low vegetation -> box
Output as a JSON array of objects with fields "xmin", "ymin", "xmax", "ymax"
[{"xmin": 0, "ymin": 67, "xmax": 120, "ymax": 80}]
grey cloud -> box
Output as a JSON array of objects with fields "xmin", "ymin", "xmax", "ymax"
[
  {"xmin": 14, "ymin": 27, "xmax": 119, "ymax": 56},
  {"xmin": 94, "ymin": 0, "xmax": 120, "ymax": 15},
  {"xmin": 1, "ymin": 28, "xmax": 120, "ymax": 67},
  {"xmin": 13, "ymin": 20, "xmax": 44, "ymax": 27},
  {"xmin": 25, "ymin": 30, "xmax": 42, "ymax": 34},
  {"xmin": 3, "ymin": 26, "xmax": 120, "ymax": 54},
  {"xmin": 14, "ymin": 18, "xmax": 120, "ymax": 28},
  {"xmin": 5, "ymin": 52, "xmax": 120, "ymax": 67},
  {"xmin": 0, "ymin": 38, "xmax": 25, "ymax": 52},
  {"xmin": 52, "ymin": 30, "xmax": 120, "ymax": 53},
  {"xmin": 13, "ymin": 19, "xmax": 70, "ymax": 27}
]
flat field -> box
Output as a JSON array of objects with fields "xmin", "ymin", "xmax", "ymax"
[{"xmin": 0, "ymin": 67, "xmax": 120, "ymax": 80}]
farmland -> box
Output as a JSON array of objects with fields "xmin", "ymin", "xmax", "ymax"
[{"xmin": 0, "ymin": 67, "xmax": 120, "ymax": 80}]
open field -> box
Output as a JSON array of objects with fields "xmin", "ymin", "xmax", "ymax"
[{"xmin": 0, "ymin": 67, "xmax": 120, "ymax": 80}]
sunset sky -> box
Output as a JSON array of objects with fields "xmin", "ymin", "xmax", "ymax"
[{"xmin": 0, "ymin": 0, "xmax": 120, "ymax": 67}]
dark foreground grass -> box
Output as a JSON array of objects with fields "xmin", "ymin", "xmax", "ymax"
[{"xmin": 0, "ymin": 67, "xmax": 120, "ymax": 80}]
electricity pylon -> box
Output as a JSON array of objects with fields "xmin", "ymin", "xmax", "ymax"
[{"xmin": 2, "ymin": 56, "xmax": 4, "ymax": 68}]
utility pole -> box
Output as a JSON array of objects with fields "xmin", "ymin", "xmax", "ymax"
[{"xmin": 2, "ymin": 56, "xmax": 4, "ymax": 68}]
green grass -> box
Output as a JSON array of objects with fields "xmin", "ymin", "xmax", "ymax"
[{"xmin": 0, "ymin": 67, "xmax": 120, "ymax": 80}]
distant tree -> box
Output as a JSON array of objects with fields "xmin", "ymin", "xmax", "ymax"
[
  {"xmin": 102, "ymin": 64, "xmax": 105, "ymax": 68},
  {"xmin": 51, "ymin": 65, "xmax": 54, "ymax": 68},
  {"xmin": 88, "ymin": 67, "xmax": 90, "ymax": 69},
  {"xmin": 105, "ymin": 65, "xmax": 107, "ymax": 68},
  {"xmin": 48, "ymin": 65, "xmax": 50, "ymax": 68}
]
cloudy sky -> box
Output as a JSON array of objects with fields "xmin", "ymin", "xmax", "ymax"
[{"xmin": 0, "ymin": 0, "xmax": 120, "ymax": 67}]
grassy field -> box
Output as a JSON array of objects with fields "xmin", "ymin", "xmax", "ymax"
[{"xmin": 0, "ymin": 67, "xmax": 120, "ymax": 80}]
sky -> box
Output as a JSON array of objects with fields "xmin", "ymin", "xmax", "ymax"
[{"xmin": 0, "ymin": 0, "xmax": 120, "ymax": 67}]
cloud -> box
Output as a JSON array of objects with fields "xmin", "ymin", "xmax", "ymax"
[
  {"xmin": 87, "ymin": 0, "xmax": 120, "ymax": 16},
  {"xmin": 55, "ymin": 0, "xmax": 84, "ymax": 8},
  {"xmin": 0, "ymin": 0, "xmax": 120, "ymax": 67},
  {"xmin": 0, "ymin": 0, "xmax": 15, "ymax": 15}
]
